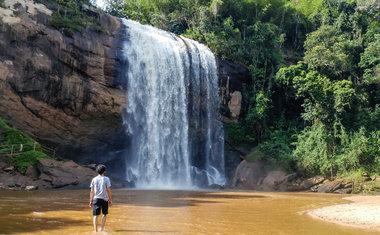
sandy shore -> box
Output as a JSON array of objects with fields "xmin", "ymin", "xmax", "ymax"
[{"xmin": 308, "ymin": 195, "xmax": 380, "ymax": 231}]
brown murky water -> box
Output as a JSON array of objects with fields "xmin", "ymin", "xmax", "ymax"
[{"xmin": 0, "ymin": 189, "xmax": 379, "ymax": 235}]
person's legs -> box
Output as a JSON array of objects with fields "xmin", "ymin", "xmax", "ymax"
[
  {"xmin": 100, "ymin": 199, "xmax": 109, "ymax": 232},
  {"xmin": 101, "ymin": 214, "xmax": 107, "ymax": 231},
  {"xmin": 93, "ymin": 199, "xmax": 101, "ymax": 232},
  {"xmin": 93, "ymin": 215, "xmax": 98, "ymax": 232}
]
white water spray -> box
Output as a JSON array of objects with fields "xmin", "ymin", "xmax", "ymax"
[{"xmin": 122, "ymin": 19, "xmax": 225, "ymax": 189}]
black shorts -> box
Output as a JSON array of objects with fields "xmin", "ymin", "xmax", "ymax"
[{"xmin": 93, "ymin": 198, "xmax": 109, "ymax": 216}]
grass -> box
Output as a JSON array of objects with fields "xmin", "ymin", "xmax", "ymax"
[
  {"xmin": 246, "ymin": 148, "xmax": 264, "ymax": 162},
  {"xmin": 12, "ymin": 151, "xmax": 49, "ymax": 173},
  {"xmin": 340, "ymin": 170, "xmax": 380, "ymax": 193},
  {"xmin": 0, "ymin": 118, "xmax": 41, "ymax": 151},
  {"xmin": 1, "ymin": 118, "xmax": 50, "ymax": 172},
  {"xmin": 41, "ymin": 0, "xmax": 106, "ymax": 37},
  {"xmin": 0, "ymin": 2, "xmax": 6, "ymax": 9}
]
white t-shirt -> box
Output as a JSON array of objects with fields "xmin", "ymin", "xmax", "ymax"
[{"xmin": 90, "ymin": 175, "xmax": 111, "ymax": 201}]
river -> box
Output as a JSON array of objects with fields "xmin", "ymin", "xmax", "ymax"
[{"xmin": 0, "ymin": 190, "xmax": 378, "ymax": 234}]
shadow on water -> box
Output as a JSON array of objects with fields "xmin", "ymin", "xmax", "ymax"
[
  {"xmin": 113, "ymin": 189, "xmax": 266, "ymax": 208},
  {"xmin": 0, "ymin": 190, "xmax": 91, "ymax": 234},
  {"xmin": 114, "ymin": 230, "xmax": 177, "ymax": 233}
]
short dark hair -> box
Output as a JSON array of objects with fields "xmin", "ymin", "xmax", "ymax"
[{"xmin": 96, "ymin": 164, "xmax": 106, "ymax": 175}]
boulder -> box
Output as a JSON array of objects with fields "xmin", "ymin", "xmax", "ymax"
[
  {"xmin": 218, "ymin": 59, "xmax": 250, "ymax": 121},
  {"xmin": 25, "ymin": 165, "xmax": 38, "ymax": 180},
  {"xmin": 317, "ymin": 180, "xmax": 343, "ymax": 193},
  {"xmin": 334, "ymin": 188, "xmax": 352, "ymax": 194},
  {"xmin": 25, "ymin": 185, "xmax": 38, "ymax": 191},
  {"xmin": 4, "ymin": 166, "xmax": 14, "ymax": 172},
  {"xmin": 37, "ymin": 158, "xmax": 96, "ymax": 188},
  {"xmin": 230, "ymin": 160, "xmax": 265, "ymax": 189},
  {"xmin": 259, "ymin": 171, "xmax": 287, "ymax": 191},
  {"xmin": 300, "ymin": 176, "xmax": 325, "ymax": 189},
  {"xmin": 209, "ymin": 184, "xmax": 225, "ymax": 190}
]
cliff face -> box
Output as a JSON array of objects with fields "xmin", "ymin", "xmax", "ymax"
[
  {"xmin": 0, "ymin": 0, "xmax": 128, "ymax": 161},
  {"xmin": 0, "ymin": 0, "xmax": 249, "ymax": 163}
]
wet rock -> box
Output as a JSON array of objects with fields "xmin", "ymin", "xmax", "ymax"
[
  {"xmin": 317, "ymin": 180, "xmax": 343, "ymax": 193},
  {"xmin": 209, "ymin": 184, "xmax": 225, "ymax": 190},
  {"xmin": 37, "ymin": 158, "xmax": 96, "ymax": 188}
]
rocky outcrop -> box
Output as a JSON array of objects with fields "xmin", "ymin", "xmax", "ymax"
[
  {"xmin": 0, "ymin": 0, "xmax": 127, "ymax": 162},
  {"xmin": 230, "ymin": 160, "xmax": 265, "ymax": 189},
  {"xmin": 0, "ymin": 156, "xmax": 96, "ymax": 190},
  {"xmin": 218, "ymin": 59, "xmax": 250, "ymax": 122},
  {"xmin": 230, "ymin": 160, "xmax": 298, "ymax": 191}
]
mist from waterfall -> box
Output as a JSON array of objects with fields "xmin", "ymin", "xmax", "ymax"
[{"xmin": 122, "ymin": 19, "xmax": 225, "ymax": 189}]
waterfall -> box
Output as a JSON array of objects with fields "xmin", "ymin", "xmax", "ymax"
[{"xmin": 122, "ymin": 19, "xmax": 225, "ymax": 189}]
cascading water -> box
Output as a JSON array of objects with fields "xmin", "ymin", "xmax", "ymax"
[{"xmin": 122, "ymin": 19, "xmax": 225, "ymax": 189}]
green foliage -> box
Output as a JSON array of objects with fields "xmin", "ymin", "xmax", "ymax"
[
  {"xmin": 293, "ymin": 125, "xmax": 380, "ymax": 177},
  {"xmin": 246, "ymin": 148, "xmax": 264, "ymax": 162},
  {"xmin": 292, "ymin": 124, "xmax": 336, "ymax": 176},
  {"xmin": 0, "ymin": 119, "xmax": 33, "ymax": 145},
  {"xmin": 0, "ymin": 1, "xmax": 6, "ymax": 9},
  {"xmin": 359, "ymin": 34, "xmax": 380, "ymax": 84},
  {"xmin": 12, "ymin": 151, "xmax": 49, "ymax": 173},
  {"xmin": 46, "ymin": 0, "xmax": 104, "ymax": 37},
  {"xmin": 225, "ymin": 121, "xmax": 253, "ymax": 145},
  {"xmin": 0, "ymin": 118, "xmax": 42, "ymax": 153}
]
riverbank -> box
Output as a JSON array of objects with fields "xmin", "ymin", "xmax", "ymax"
[{"xmin": 308, "ymin": 195, "xmax": 380, "ymax": 232}]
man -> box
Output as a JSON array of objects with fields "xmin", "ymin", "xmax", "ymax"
[{"xmin": 89, "ymin": 164, "xmax": 112, "ymax": 232}]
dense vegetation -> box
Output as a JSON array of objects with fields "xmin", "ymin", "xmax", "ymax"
[
  {"xmin": 103, "ymin": 0, "xmax": 379, "ymax": 177},
  {"xmin": 0, "ymin": 119, "xmax": 49, "ymax": 172},
  {"xmin": 36, "ymin": 0, "xmax": 104, "ymax": 36}
]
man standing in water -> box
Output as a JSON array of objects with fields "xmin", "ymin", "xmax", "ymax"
[{"xmin": 89, "ymin": 164, "xmax": 112, "ymax": 232}]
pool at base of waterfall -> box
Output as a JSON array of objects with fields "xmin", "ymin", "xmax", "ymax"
[{"xmin": 0, "ymin": 190, "xmax": 378, "ymax": 235}]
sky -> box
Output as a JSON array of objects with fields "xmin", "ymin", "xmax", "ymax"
[{"xmin": 94, "ymin": 0, "xmax": 106, "ymax": 9}]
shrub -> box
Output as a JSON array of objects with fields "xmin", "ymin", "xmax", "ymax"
[
  {"xmin": 246, "ymin": 148, "xmax": 264, "ymax": 162},
  {"xmin": 0, "ymin": 2, "xmax": 6, "ymax": 9},
  {"xmin": 225, "ymin": 121, "xmax": 252, "ymax": 145},
  {"xmin": 0, "ymin": 118, "xmax": 42, "ymax": 153},
  {"xmin": 12, "ymin": 151, "xmax": 49, "ymax": 173},
  {"xmin": 47, "ymin": 0, "xmax": 105, "ymax": 37}
]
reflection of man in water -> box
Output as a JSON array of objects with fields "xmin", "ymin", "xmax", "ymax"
[{"xmin": 89, "ymin": 164, "xmax": 112, "ymax": 232}]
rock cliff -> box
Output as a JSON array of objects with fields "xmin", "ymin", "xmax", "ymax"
[
  {"xmin": 0, "ymin": 0, "xmax": 127, "ymax": 162},
  {"xmin": 0, "ymin": 0, "xmax": 249, "ymax": 165}
]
